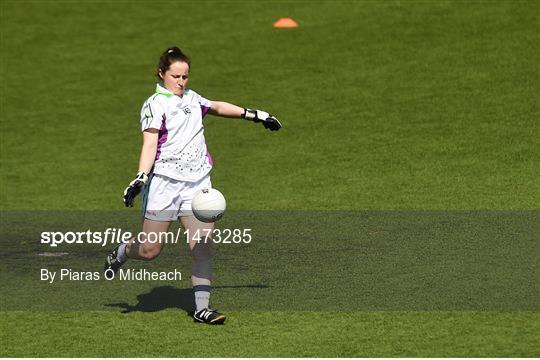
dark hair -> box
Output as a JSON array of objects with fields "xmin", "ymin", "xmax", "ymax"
[{"xmin": 157, "ymin": 46, "xmax": 191, "ymax": 79}]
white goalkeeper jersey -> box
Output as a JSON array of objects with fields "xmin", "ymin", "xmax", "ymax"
[{"xmin": 140, "ymin": 84, "xmax": 213, "ymax": 182}]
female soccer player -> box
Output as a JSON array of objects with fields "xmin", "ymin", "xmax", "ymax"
[{"xmin": 104, "ymin": 46, "xmax": 281, "ymax": 324}]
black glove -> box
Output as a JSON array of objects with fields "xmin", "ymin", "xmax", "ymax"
[
  {"xmin": 242, "ymin": 108, "xmax": 282, "ymax": 131},
  {"xmin": 123, "ymin": 171, "xmax": 148, "ymax": 207}
]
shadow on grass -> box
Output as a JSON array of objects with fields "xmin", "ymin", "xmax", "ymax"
[{"xmin": 105, "ymin": 284, "xmax": 269, "ymax": 314}]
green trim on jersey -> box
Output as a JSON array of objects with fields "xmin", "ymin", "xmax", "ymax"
[
  {"xmin": 155, "ymin": 84, "xmax": 173, "ymax": 97},
  {"xmin": 155, "ymin": 83, "xmax": 190, "ymax": 97}
]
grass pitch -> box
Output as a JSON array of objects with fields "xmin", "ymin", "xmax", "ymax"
[
  {"xmin": 1, "ymin": 0, "xmax": 539, "ymax": 357},
  {"xmin": 3, "ymin": 311, "xmax": 538, "ymax": 357}
]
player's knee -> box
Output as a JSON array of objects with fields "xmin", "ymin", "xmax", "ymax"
[{"xmin": 139, "ymin": 245, "xmax": 161, "ymax": 260}]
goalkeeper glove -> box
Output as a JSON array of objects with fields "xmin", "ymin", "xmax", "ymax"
[
  {"xmin": 123, "ymin": 171, "xmax": 148, "ymax": 207},
  {"xmin": 242, "ymin": 108, "xmax": 282, "ymax": 131}
]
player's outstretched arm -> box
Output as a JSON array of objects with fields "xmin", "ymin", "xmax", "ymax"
[
  {"xmin": 242, "ymin": 108, "xmax": 282, "ymax": 131},
  {"xmin": 209, "ymin": 101, "xmax": 282, "ymax": 131},
  {"xmin": 123, "ymin": 129, "xmax": 158, "ymax": 207}
]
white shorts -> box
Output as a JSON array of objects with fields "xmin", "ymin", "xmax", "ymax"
[{"xmin": 142, "ymin": 173, "xmax": 212, "ymax": 221}]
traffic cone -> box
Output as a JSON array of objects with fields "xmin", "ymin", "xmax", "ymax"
[{"xmin": 273, "ymin": 17, "xmax": 299, "ymax": 28}]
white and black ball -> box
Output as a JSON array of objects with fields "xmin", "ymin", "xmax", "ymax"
[{"xmin": 191, "ymin": 188, "xmax": 226, "ymax": 223}]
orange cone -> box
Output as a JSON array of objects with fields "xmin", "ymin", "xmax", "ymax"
[{"xmin": 273, "ymin": 17, "xmax": 299, "ymax": 28}]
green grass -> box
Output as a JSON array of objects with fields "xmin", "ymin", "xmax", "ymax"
[
  {"xmin": 1, "ymin": 0, "xmax": 539, "ymax": 357},
  {"xmin": 1, "ymin": 0, "xmax": 538, "ymax": 210},
  {"xmin": 3, "ymin": 311, "xmax": 539, "ymax": 357}
]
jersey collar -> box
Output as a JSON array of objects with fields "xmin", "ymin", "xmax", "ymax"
[{"xmin": 155, "ymin": 83, "xmax": 174, "ymax": 97}]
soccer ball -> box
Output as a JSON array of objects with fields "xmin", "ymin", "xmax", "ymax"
[{"xmin": 191, "ymin": 188, "xmax": 227, "ymax": 223}]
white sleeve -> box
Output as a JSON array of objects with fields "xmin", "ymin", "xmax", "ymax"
[
  {"xmin": 193, "ymin": 92, "xmax": 212, "ymax": 118},
  {"xmin": 140, "ymin": 99, "xmax": 165, "ymax": 131}
]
